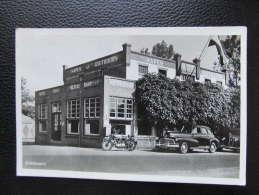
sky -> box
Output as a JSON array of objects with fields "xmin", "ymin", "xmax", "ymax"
[{"xmin": 16, "ymin": 29, "xmax": 221, "ymax": 93}]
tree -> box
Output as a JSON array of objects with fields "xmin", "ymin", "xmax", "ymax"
[
  {"xmin": 220, "ymin": 35, "xmax": 241, "ymax": 87},
  {"xmin": 140, "ymin": 48, "xmax": 150, "ymax": 55},
  {"xmin": 151, "ymin": 40, "xmax": 175, "ymax": 59},
  {"xmin": 21, "ymin": 77, "xmax": 35, "ymax": 119},
  {"xmin": 135, "ymin": 73, "xmax": 240, "ymax": 135}
]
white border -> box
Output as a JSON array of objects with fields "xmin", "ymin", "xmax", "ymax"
[{"xmin": 16, "ymin": 27, "xmax": 247, "ymax": 185}]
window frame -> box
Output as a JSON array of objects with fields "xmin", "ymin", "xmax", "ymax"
[
  {"xmin": 52, "ymin": 102, "xmax": 61, "ymax": 113},
  {"xmin": 38, "ymin": 104, "xmax": 48, "ymax": 133},
  {"xmin": 84, "ymin": 97, "xmax": 101, "ymax": 119},
  {"xmin": 158, "ymin": 68, "xmax": 167, "ymax": 77},
  {"xmin": 66, "ymin": 99, "xmax": 80, "ymax": 135},
  {"xmin": 109, "ymin": 97, "xmax": 133, "ymax": 120},
  {"xmin": 138, "ymin": 64, "xmax": 149, "ymax": 75},
  {"xmin": 180, "ymin": 73, "xmax": 195, "ymax": 81},
  {"xmin": 84, "ymin": 119, "xmax": 100, "ymax": 135},
  {"xmin": 205, "ymin": 79, "xmax": 212, "ymax": 85},
  {"xmin": 216, "ymin": 81, "xmax": 223, "ymax": 86}
]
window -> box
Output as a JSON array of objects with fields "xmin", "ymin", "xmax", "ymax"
[
  {"xmin": 139, "ymin": 65, "xmax": 148, "ymax": 75},
  {"xmin": 84, "ymin": 97, "xmax": 100, "ymax": 118},
  {"xmin": 200, "ymin": 128, "xmax": 208, "ymax": 135},
  {"xmin": 83, "ymin": 97, "xmax": 100, "ymax": 135},
  {"xmin": 67, "ymin": 99, "xmax": 80, "ymax": 134},
  {"xmin": 109, "ymin": 97, "xmax": 133, "ymax": 119},
  {"xmin": 52, "ymin": 102, "xmax": 61, "ymax": 113},
  {"xmin": 111, "ymin": 124, "xmax": 126, "ymax": 135},
  {"xmin": 38, "ymin": 104, "xmax": 48, "ymax": 132},
  {"xmin": 216, "ymin": 81, "xmax": 222, "ymax": 86},
  {"xmin": 110, "ymin": 120, "xmax": 131, "ymax": 135},
  {"xmin": 181, "ymin": 74, "xmax": 195, "ymax": 81},
  {"xmin": 205, "ymin": 79, "xmax": 211, "ymax": 85},
  {"xmin": 84, "ymin": 120, "xmax": 99, "ymax": 135},
  {"xmin": 158, "ymin": 69, "xmax": 167, "ymax": 77}
]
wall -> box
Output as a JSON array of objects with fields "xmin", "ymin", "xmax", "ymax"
[
  {"xmin": 199, "ymin": 68, "xmax": 226, "ymax": 86},
  {"xmin": 103, "ymin": 76, "xmax": 135, "ymax": 136},
  {"xmin": 127, "ymin": 52, "xmax": 176, "ymax": 80},
  {"xmin": 35, "ymin": 82, "xmax": 105, "ymax": 148}
]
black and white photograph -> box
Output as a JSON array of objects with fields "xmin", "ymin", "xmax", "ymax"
[{"xmin": 16, "ymin": 27, "xmax": 247, "ymax": 185}]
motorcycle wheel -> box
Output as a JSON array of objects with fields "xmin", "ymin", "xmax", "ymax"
[
  {"xmin": 127, "ymin": 142, "xmax": 136, "ymax": 151},
  {"xmin": 102, "ymin": 140, "xmax": 113, "ymax": 151}
]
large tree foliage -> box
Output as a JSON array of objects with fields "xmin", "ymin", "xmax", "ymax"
[
  {"xmin": 21, "ymin": 77, "xmax": 35, "ymax": 119},
  {"xmin": 151, "ymin": 40, "xmax": 174, "ymax": 59},
  {"xmin": 220, "ymin": 35, "xmax": 241, "ymax": 87},
  {"xmin": 145, "ymin": 40, "xmax": 174, "ymax": 59},
  {"xmin": 140, "ymin": 40, "xmax": 175, "ymax": 59},
  {"xmin": 135, "ymin": 74, "xmax": 240, "ymax": 135}
]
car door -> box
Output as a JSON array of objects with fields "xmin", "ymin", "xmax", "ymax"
[
  {"xmin": 198, "ymin": 127, "xmax": 210, "ymax": 146},
  {"xmin": 191, "ymin": 127, "xmax": 208, "ymax": 146}
]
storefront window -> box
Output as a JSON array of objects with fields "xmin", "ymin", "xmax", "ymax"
[
  {"xmin": 38, "ymin": 104, "xmax": 48, "ymax": 132},
  {"xmin": 110, "ymin": 120, "xmax": 131, "ymax": 135},
  {"xmin": 109, "ymin": 97, "xmax": 133, "ymax": 119},
  {"xmin": 67, "ymin": 99, "xmax": 80, "ymax": 134},
  {"xmin": 83, "ymin": 97, "xmax": 100, "ymax": 135},
  {"xmin": 84, "ymin": 120, "xmax": 99, "ymax": 135}
]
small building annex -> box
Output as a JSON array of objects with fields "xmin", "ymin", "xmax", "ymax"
[{"xmin": 35, "ymin": 43, "xmax": 228, "ymax": 148}]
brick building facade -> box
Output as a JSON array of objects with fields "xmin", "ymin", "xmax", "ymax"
[{"xmin": 35, "ymin": 43, "xmax": 228, "ymax": 148}]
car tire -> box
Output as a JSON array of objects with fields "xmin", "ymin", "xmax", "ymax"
[
  {"xmin": 209, "ymin": 142, "xmax": 217, "ymax": 153},
  {"xmin": 180, "ymin": 142, "xmax": 189, "ymax": 154}
]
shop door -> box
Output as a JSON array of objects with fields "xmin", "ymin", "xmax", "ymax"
[{"xmin": 51, "ymin": 113, "xmax": 62, "ymax": 141}]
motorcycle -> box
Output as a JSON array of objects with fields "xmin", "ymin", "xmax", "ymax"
[{"xmin": 102, "ymin": 134, "xmax": 137, "ymax": 151}]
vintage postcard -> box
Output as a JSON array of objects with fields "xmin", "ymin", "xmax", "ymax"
[{"xmin": 16, "ymin": 27, "xmax": 247, "ymax": 185}]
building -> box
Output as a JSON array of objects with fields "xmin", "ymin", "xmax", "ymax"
[{"xmin": 35, "ymin": 43, "xmax": 228, "ymax": 148}]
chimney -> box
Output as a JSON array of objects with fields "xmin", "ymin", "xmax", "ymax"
[
  {"xmin": 122, "ymin": 43, "xmax": 131, "ymax": 66},
  {"xmin": 174, "ymin": 53, "xmax": 182, "ymax": 76},
  {"xmin": 193, "ymin": 58, "xmax": 200, "ymax": 80},
  {"xmin": 63, "ymin": 65, "xmax": 67, "ymax": 83}
]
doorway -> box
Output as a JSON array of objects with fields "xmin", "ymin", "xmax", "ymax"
[{"xmin": 51, "ymin": 102, "xmax": 62, "ymax": 141}]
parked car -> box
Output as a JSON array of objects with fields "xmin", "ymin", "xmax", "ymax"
[
  {"xmin": 217, "ymin": 128, "xmax": 240, "ymax": 152},
  {"xmin": 156, "ymin": 125, "xmax": 220, "ymax": 154}
]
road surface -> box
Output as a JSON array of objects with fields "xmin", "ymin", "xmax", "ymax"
[{"xmin": 22, "ymin": 145, "xmax": 240, "ymax": 178}]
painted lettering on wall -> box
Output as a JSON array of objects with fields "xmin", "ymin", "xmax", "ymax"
[
  {"xmin": 69, "ymin": 83, "xmax": 80, "ymax": 90},
  {"xmin": 85, "ymin": 55, "xmax": 119, "ymax": 70},
  {"xmin": 84, "ymin": 79, "xmax": 101, "ymax": 88},
  {"xmin": 52, "ymin": 88, "xmax": 60, "ymax": 94},
  {"xmin": 38, "ymin": 91, "xmax": 46, "ymax": 96},
  {"xmin": 70, "ymin": 66, "xmax": 82, "ymax": 73}
]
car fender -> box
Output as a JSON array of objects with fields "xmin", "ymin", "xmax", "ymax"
[
  {"xmin": 210, "ymin": 138, "xmax": 220, "ymax": 146},
  {"xmin": 175, "ymin": 138, "xmax": 199, "ymax": 147}
]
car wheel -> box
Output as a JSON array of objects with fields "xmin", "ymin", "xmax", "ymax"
[
  {"xmin": 209, "ymin": 142, "xmax": 217, "ymax": 153},
  {"xmin": 180, "ymin": 142, "xmax": 189, "ymax": 154},
  {"xmin": 102, "ymin": 140, "xmax": 113, "ymax": 151}
]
